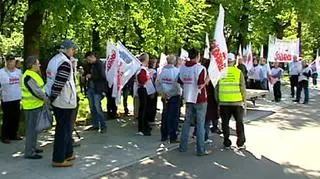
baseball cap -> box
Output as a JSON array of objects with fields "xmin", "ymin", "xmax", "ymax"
[
  {"xmin": 60, "ymin": 40, "xmax": 78, "ymax": 49},
  {"xmin": 228, "ymin": 53, "xmax": 235, "ymax": 61}
]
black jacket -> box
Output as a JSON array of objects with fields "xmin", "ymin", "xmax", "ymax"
[{"xmin": 87, "ymin": 60, "xmax": 107, "ymax": 93}]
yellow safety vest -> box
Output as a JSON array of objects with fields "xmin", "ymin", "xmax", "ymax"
[
  {"xmin": 22, "ymin": 70, "xmax": 45, "ymax": 110},
  {"xmin": 219, "ymin": 66, "xmax": 243, "ymax": 102}
]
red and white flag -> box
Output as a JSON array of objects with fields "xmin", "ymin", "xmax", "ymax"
[
  {"xmin": 208, "ymin": 4, "xmax": 228, "ymax": 87},
  {"xmin": 106, "ymin": 41, "xmax": 119, "ymax": 88},
  {"xmin": 245, "ymin": 43, "xmax": 253, "ymax": 70}
]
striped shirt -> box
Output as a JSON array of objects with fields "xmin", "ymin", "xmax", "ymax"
[{"xmin": 50, "ymin": 61, "xmax": 71, "ymax": 102}]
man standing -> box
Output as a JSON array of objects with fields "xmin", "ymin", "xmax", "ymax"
[
  {"xmin": 0, "ymin": 56, "xmax": 22, "ymax": 144},
  {"xmin": 248, "ymin": 59, "xmax": 263, "ymax": 89},
  {"xmin": 157, "ymin": 55, "xmax": 181, "ymax": 143},
  {"xmin": 293, "ymin": 61, "xmax": 312, "ymax": 104},
  {"xmin": 217, "ymin": 53, "xmax": 246, "ymax": 149},
  {"xmin": 85, "ymin": 52, "xmax": 107, "ymax": 133},
  {"xmin": 179, "ymin": 48, "xmax": 211, "ymax": 156},
  {"xmin": 271, "ymin": 62, "xmax": 283, "ymax": 102},
  {"xmin": 136, "ymin": 53, "xmax": 155, "ymax": 136},
  {"xmin": 260, "ymin": 58, "xmax": 269, "ymax": 90},
  {"xmin": 289, "ymin": 56, "xmax": 302, "ymax": 98},
  {"xmin": 237, "ymin": 57, "xmax": 248, "ymax": 87},
  {"xmin": 46, "ymin": 40, "xmax": 78, "ymax": 167}
]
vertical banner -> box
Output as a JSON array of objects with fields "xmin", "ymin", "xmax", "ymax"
[
  {"xmin": 204, "ymin": 32, "xmax": 210, "ymax": 59},
  {"xmin": 208, "ymin": 4, "xmax": 228, "ymax": 87},
  {"xmin": 106, "ymin": 41, "xmax": 119, "ymax": 88}
]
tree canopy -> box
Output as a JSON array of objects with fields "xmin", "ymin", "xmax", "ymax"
[{"xmin": 0, "ymin": 0, "xmax": 320, "ymax": 62}]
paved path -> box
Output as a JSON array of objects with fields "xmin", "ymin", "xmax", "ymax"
[{"xmin": 0, "ymin": 86, "xmax": 319, "ymax": 179}]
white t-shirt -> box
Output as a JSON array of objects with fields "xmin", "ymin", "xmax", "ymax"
[{"xmin": 0, "ymin": 68, "xmax": 22, "ymax": 102}]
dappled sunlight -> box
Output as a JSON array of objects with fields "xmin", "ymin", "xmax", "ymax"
[
  {"xmin": 139, "ymin": 157, "xmax": 155, "ymax": 165},
  {"xmin": 174, "ymin": 171, "xmax": 197, "ymax": 178},
  {"xmin": 213, "ymin": 162, "xmax": 229, "ymax": 170},
  {"xmin": 283, "ymin": 163, "xmax": 320, "ymax": 178},
  {"xmin": 12, "ymin": 151, "xmax": 23, "ymax": 158}
]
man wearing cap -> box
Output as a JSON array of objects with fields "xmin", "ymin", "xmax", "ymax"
[
  {"xmin": 217, "ymin": 53, "xmax": 246, "ymax": 149},
  {"xmin": 45, "ymin": 40, "xmax": 78, "ymax": 167},
  {"xmin": 0, "ymin": 55, "xmax": 22, "ymax": 144}
]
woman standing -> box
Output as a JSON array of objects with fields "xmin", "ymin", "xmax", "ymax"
[
  {"xmin": 22, "ymin": 56, "xmax": 48, "ymax": 159},
  {"xmin": 0, "ymin": 56, "xmax": 22, "ymax": 144}
]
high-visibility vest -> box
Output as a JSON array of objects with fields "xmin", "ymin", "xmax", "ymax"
[
  {"xmin": 218, "ymin": 66, "xmax": 243, "ymax": 102},
  {"xmin": 22, "ymin": 70, "xmax": 45, "ymax": 110}
]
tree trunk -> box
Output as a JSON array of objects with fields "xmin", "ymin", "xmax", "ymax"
[
  {"xmin": 236, "ymin": 0, "xmax": 250, "ymax": 49},
  {"xmin": 297, "ymin": 20, "xmax": 302, "ymax": 56},
  {"xmin": 92, "ymin": 22, "xmax": 101, "ymax": 55},
  {"xmin": 23, "ymin": 0, "xmax": 43, "ymax": 60}
]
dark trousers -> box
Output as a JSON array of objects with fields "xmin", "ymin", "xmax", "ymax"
[
  {"xmin": 1, "ymin": 100, "xmax": 21, "ymax": 140},
  {"xmin": 122, "ymin": 86, "xmax": 129, "ymax": 114},
  {"xmin": 137, "ymin": 88, "xmax": 151, "ymax": 135},
  {"xmin": 312, "ymin": 73, "xmax": 318, "ymax": 86},
  {"xmin": 273, "ymin": 81, "xmax": 281, "ymax": 102},
  {"xmin": 52, "ymin": 107, "xmax": 74, "ymax": 163},
  {"xmin": 106, "ymin": 87, "xmax": 117, "ymax": 118},
  {"xmin": 149, "ymin": 93, "xmax": 157, "ymax": 123},
  {"xmin": 290, "ymin": 75, "xmax": 299, "ymax": 97},
  {"xmin": 220, "ymin": 105, "xmax": 246, "ymax": 147},
  {"xmin": 296, "ymin": 80, "xmax": 309, "ymax": 103},
  {"xmin": 161, "ymin": 96, "xmax": 180, "ymax": 141},
  {"xmin": 249, "ymin": 79, "xmax": 261, "ymax": 89}
]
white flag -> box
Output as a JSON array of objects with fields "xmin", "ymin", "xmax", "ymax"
[
  {"xmin": 236, "ymin": 44, "xmax": 242, "ymax": 66},
  {"xmin": 204, "ymin": 33, "xmax": 210, "ymax": 59},
  {"xmin": 245, "ymin": 43, "xmax": 253, "ymax": 70},
  {"xmin": 111, "ymin": 42, "xmax": 141, "ymax": 104},
  {"xmin": 260, "ymin": 44, "xmax": 264, "ymax": 58},
  {"xmin": 180, "ymin": 48, "xmax": 189, "ymax": 61},
  {"xmin": 106, "ymin": 41, "xmax": 119, "ymax": 88},
  {"xmin": 208, "ymin": 4, "xmax": 228, "ymax": 87},
  {"xmin": 157, "ymin": 53, "xmax": 167, "ymax": 74}
]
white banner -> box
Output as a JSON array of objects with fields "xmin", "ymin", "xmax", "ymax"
[
  {"xmin": 204, "ymin": 33, "xmax": 210, "ymax": 59},
  {"xmin": 208, "ymin": 4, "xmax": 228, "ymax": 87},
  {"xmin": 180, "ymin": 48, "xmax": 189, "ymax": 61},
  {"xmin": 106, "ymin": 41, "xmax": 141, "ymax": 105},
  {"xmin": 244, "ymin": 43, "xmax": 253, "ymax": 70},
  {"xmin": 267, "ymin": 35, "xmax": 300, "ymax": 62},
  {"xmin": 106, "ymin": 41, "xmax": 119, "ymax": 88}
]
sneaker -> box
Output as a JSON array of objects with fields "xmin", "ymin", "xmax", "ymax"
[
  {"xmin": 65, "ymin": 154, "xmax": 76, "ymax": 161},
  {"xmin": 136, "ymin": 132, "xmax": 144, "ymax": 136},
  {"xmin": 52, "ymin": 160, "xmax": 73, "ymax": 167},
  {"xmin": 197, "ymin": 150, "xmax": 212, "ymax": 156},
  {"xmin": 25, "ymin": 154, "xmax": 42, "ymax": 159},
  {"xmin": 223, "ymin": 139, "xmax": 232, "ymax": 148},
  {"xmin": 292, "ymin": 100, "xmax": 299, "ymax": 103},
  {"xmin": 205, "ymin": 139, "xmax": 213, "ymax": 144},
  {"xmin": 237, "ymin": 145, "xmax": 246, "ymax": 150},
  {"xmin": 1, "ymin": 139, "xmax": 10, "ymax": 144},
  {"xmin": 99, "ymin": 128, "xmax": 106, "ymax": 133},
  {"xmin": 169, "ymin": 139, "xmax": 180, "ymax": 144},
  {"xmin": 35, "ymin": 149, "xmax": 44, "ymax": 153}
]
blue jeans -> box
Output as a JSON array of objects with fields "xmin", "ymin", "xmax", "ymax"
[
  {"xmin": 179, "ymin": 102, "xmax": 207, "ymax": 154},
  {"xmin": 161, "ymin": 96, "xmax": 180, "ymax": 141},
  {"xmin": 296, "ymin": 80, "xmax": 309, "ymax": 103},
  {"xmin": 204, "ymin": 119, "xmax": 211, "ymax": 141},
  {"xmin": 87, "ymin": 88, "xmax": 106, "ymax": 129},
  {"xmin": 52, "ymin": 107, "xmax": 74, "ymax": 163}
]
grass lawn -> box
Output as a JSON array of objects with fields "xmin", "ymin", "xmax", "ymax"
[{"xmin": 0, "ymin": 84, "xmax": 134, "ymax": 136}]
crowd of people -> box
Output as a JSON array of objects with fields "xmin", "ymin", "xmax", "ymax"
[{"xmin": 0, "ymin": 39, "xmax": 318, "ymax": 167}]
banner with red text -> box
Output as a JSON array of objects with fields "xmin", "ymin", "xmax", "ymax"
[
  {"xmin": 267, "ymin": 35, "xmax": 300, "ymax": 62},
  {"xmin": 208, "ymin": 4, "xmax": 228, "ymax": 87}
]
